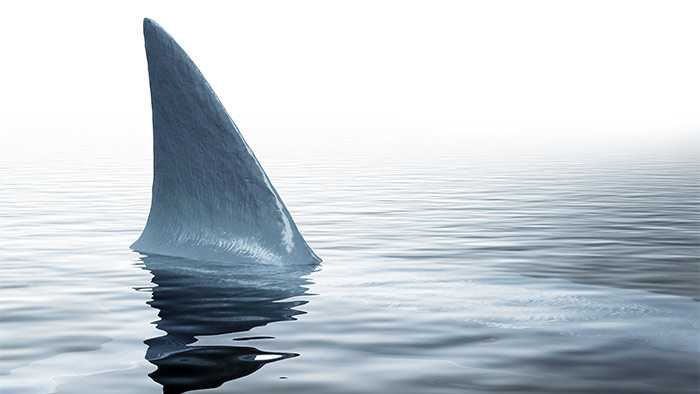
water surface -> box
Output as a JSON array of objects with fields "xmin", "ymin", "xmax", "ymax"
[{"xmin": 1, "ymin": 139, "xmax": 698, "ymax": 393}]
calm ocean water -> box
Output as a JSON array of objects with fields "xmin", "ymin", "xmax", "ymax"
[{"xmin": 1, "ymin": 136, "xmax": 698, "ymax": 393}]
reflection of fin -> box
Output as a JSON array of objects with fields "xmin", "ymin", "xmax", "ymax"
[
  {"xmin": 149, "ymin": 346, "xmax": 297, "ymax": 394},
  {"xmin": 132, "ymin": 18, "xmax": 319, "ymax": 264},
  {"xmin": 140, "ymin": 253, "xmax": 313, "ymax": 392}
]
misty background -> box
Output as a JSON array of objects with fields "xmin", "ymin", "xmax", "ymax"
[{"xmin": 0, "ymin": 0, "xmax": 698, "ymax": 168}]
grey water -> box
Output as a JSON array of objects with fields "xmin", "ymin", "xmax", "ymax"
[{"xmin": 1, "ymin": 137, "xmax": 698, "ymax": 394}]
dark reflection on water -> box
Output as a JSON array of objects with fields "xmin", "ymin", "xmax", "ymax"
[{"xmin": 139, "ymin": 254, "xmax": 314, "ymax": 394}]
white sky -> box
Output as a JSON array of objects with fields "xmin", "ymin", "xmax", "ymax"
[{"xmin": 1, "ymin": 1, "xmax": 698, "ymax": 159}]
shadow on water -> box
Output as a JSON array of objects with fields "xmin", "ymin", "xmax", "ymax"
[{"xmin": 137, "ymin": 254, "xmax": 315, "ymax": 394}]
